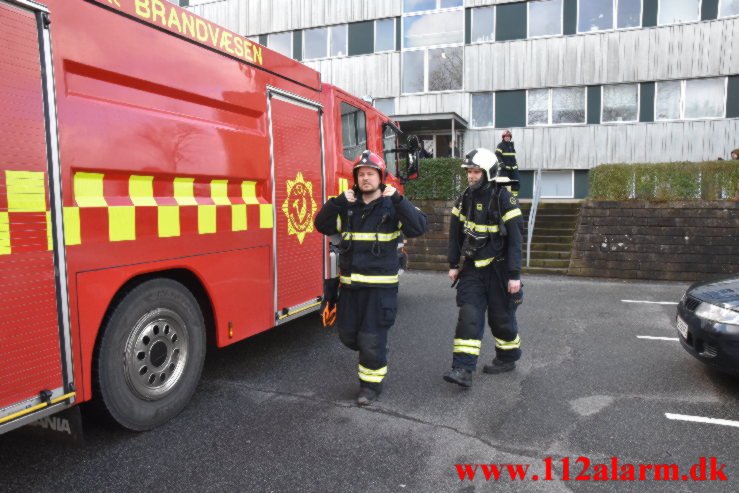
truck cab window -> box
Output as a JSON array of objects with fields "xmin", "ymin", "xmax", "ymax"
[
  {"xmin": 382, "ymin": 123, "xmax": 399, "ymax": 177},
  {"xmin": 341, "ymin": 102, "xmax": 367, "ymax": 160}
]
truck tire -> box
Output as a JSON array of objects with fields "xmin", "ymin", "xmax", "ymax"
[{"xmin": 93, "ymin": 279, "xmax": 206, "ymax": 431}]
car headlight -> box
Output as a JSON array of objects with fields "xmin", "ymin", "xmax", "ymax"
[{"xmin": 695, "ymin": 302, "xmax": 739, "ymax": 325}]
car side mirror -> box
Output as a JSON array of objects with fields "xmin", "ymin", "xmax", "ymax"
[{"xmin": 400, "ymin": 135, "xmax": 421, "ymax": 184}]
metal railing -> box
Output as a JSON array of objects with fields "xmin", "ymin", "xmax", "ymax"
[{"xmin": 526, "ymin": 166, "xmax": 542, "ymax": 267}]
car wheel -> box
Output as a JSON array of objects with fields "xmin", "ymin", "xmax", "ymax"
[{"xmin": 93, "ymin": 279, "xmax": 206, "ymax": 431}]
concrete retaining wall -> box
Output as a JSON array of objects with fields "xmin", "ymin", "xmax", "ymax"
[{"xmin": 569, "ymin": 201, "xmax": 739, "ymax": 281}]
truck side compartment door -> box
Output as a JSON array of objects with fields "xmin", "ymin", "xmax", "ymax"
[
  {"xmin": 267, "ymin": 89, "xmax": 324, "ymax": 324},
  {"xmin": 0, "ymin": 1, "xmax": 74, "ymax": 433}
]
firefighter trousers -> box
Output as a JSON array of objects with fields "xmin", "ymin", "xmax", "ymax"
[
  {"xmin": 452, "ymin": 259, "xmax": 522, "ymax": 371},
  {"xmin": 500, "ymin": 166, "xmax": 520, "ymax": 195},
  {"xmin": 336, "ymin": 286, "xmax": 398, "ymax": 391}
]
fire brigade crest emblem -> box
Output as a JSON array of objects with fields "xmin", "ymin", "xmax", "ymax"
[{"xmin": 281, "ymin": 172, "xmax": 317, "ymax": 244}]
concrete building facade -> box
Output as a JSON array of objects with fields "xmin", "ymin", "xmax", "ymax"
[{"xmin": 180, "ymin": 0, "xmax": 739, "ymax": 198}]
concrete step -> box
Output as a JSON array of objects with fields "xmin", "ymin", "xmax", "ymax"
[
  {"xmin": 522, "ymin": 266, "xmax": 569, "ymax": 275},
  {"xmin": 527, "ymin": 258, "xmax": 571, "ymax": 268},
  {"xmin": 525, "ymin": 250, "xmax": 572, "ymax": 260},
  {"xmin": 528, "ymin": 235, "xmax": 573, "ymax": 245},
  {"xmin": 529, "ymin": 242, "xmax": 574, "ymax": 251},
  {"xmin": 529, "ymin": 219, "xmax": 578, "ymax": 228},
  {"xmin": 527, "ymin": 226, "xmax": 576, "ymax": 233}
]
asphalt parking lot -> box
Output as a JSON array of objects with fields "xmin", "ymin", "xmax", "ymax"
[{"xmin": 1, "ymin": 272, "xmax": 737, "ymax": 492}]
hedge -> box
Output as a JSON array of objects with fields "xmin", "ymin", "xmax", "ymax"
[
  {"xmin": 403, "ymin": 158, "xmax": 465, "ymax": 200},
  {"xmin": 589, "ymin": 161, "xmax": 739, "ymax": 200}
]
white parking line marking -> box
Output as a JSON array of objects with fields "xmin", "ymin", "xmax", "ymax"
[
  {"xmin": 622, "ymin": 300, "xmax": 678, "ymax": 305},
  {"xmin": 665, "ymin": 413, "xmax": 739, "ymax": 428},
  {"xmin": 637, "ymin": 336, "xmax": 679, "ymax": 341}
]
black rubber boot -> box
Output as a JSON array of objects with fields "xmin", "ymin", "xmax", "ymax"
[
  {"xmin": 443, "ymin": 368, "xmax": 473, "ymax": 388},
  {"xmin": 482, "ymin": 358, "xmax": 516, "ymax": 374},
  {"xmin": 357, "ymin": 387, "xmax": 379, "ymax": 406}
]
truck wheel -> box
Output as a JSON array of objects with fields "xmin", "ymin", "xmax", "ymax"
[{"xmin": 93, "ymin": 279, "xmax": 206, "ymax": 431}]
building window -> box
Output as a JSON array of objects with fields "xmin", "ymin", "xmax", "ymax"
[
  {"xmin": 428, "ymin": 47, "xmax": 463, "ymax": 91},
  {"xmin": 402, "ymin": 50, "xmax": 425, "ymax": 93},
  {"xmin": 404, "ymin": 0, "xmax": 436, "ymax": 13},
  {"xmin": 374, "ymin": 98, "xmax": 395, "ymax": 116},
  {"xmin": 602, "ymin": 84, "xmax": 639, "ymax": 122},
  {"xmin": 541, "ymin": 171, "xmax": 574, "ymax": 198},
  {"xmin": 330, "ymin": 25, "xmax": 348, "ymax": 57},
  {"xmin": 719, "ymin": 0, "xmax": 739, "ymax": 17},
  {"xmin": 375, "ymin": 19, "xmax": 395, "ymax": 52},
  {"xmin": 403, "ymin": 47, "xmax": 463, "ymax": 94},
  {"xmin": 578, "ymin": 0, "xmax": 614, "ymax": 32},
  {"xmin": 527, "ymin": 89, "xmax": 549, "ymax": 125},
  {"xmin": 656, "ymin": 78, "xmax": 727, "ymax": 120},
  {"xmin": 552, "ymin": 87, "xmax": 586, "ymax": 124},
  {"xmin": 527, "ymin": 87, "xmax": 586, "ymax": 125},
  {"xmin": 685, "ymin": 78, "xmax": 726, "ymax": 119},
  {"xmin": 268, "ymin": 32, "xmax": 292, "ymax": 58},
  {"xmin": 304, "ymin": 25, "xmax": 348, "ymax": 59},
  {"xmin": 617, "ymin": 0, "xmax": 642, "ymax": 28},
  {"xmin": 471, "ymin": 92, "xmax": 494, "ymax": 127},
  {"xmin": 403, "ymin": 0, "xmax": 462, "ymax": 14},
  {"xmin": 471, "ymin": 6, "xmax": 495, "ymax": 43},
  {"xmin": 577, "ymin": 0, "xmax": 641, "ymax": 32},
  {"xmin": 341, "ymin": 103, "xmax": 367, "ymax": 160},
  {"xmin": 528, "ymin": 0, "xmax": 563, "ymax": 37},
  {"xmin": 655, "ymin": 80, "xmax": 681, "ymax": 120},
  {"xmin": 403, "ymin": 10, "xmax": 464, "ymax": 48},
  {"xmin": 303, "ymin": 27, "xmax": 328, "ymax": 59},
  {"xmin": 657, "ymin": 0, "xmax": 700, "ymax": 25}
]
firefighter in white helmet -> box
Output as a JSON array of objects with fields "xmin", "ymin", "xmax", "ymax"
[{"xmin": 443, "ymin": 148, "xmax": 524, "ymax": 388}]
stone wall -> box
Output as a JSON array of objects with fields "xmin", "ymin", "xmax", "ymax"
[
  {"xmin": 569, "ymin": 201, "xmax": 739, "ymax": 281},
  {"xmin": 405, "ymin": 200, "xmax": 454, "ymax": 272}
]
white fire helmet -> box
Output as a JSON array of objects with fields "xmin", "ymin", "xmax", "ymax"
[{"xmin": 461, "ymin": 148, "xmax": 498, "ymax": 182}]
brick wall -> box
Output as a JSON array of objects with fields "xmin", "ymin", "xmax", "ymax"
[
  {"xmin": 569, "ymin": 200, "xmax": 739, "ymax": 281},
  {"xmin": 405, "ymin": 200, "xmax": 454, "ymax": 272}
]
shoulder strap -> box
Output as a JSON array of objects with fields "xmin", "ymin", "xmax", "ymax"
[{"xmin": 487, "ymin": 184, "xmax": 502, "ymax": 223}]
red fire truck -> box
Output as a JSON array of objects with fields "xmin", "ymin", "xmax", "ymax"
[{"xmin": 0, "ymin": 0, "xmax": 418, "ymax": 433}]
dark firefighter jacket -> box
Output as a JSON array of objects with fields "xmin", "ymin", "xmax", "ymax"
[
  {"xmin": 448, "ymin": 181, "xmax": 524, "ymax": 280},
  {"xmin": 495, "ymin": 140, "xmax": 517, "ymax": 171},
  {"xmin": 315, "ymin": 191, "xmax": 428, "ymax": 288}
]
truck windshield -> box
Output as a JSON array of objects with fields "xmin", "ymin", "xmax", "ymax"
[{"xmin": 381, "ymin": 122, "xmax": 400, "ymax": 177}]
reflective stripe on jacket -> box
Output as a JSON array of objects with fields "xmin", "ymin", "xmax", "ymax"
[
  {"xmin": 448, "ymin": 182, "xmax": 524, "ymax": 280},
  {"xmin": 495, "ymin": 140, "xmax": 517, "ymax": 170},
  {"xmin": 315, "ymin": 191, "xmax": 428, "ymax": 288}
]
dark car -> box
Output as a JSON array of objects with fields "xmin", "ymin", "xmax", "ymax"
[{"xmin": 676, "ymin": 275, "xmax": 739, "ymax": 375}]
